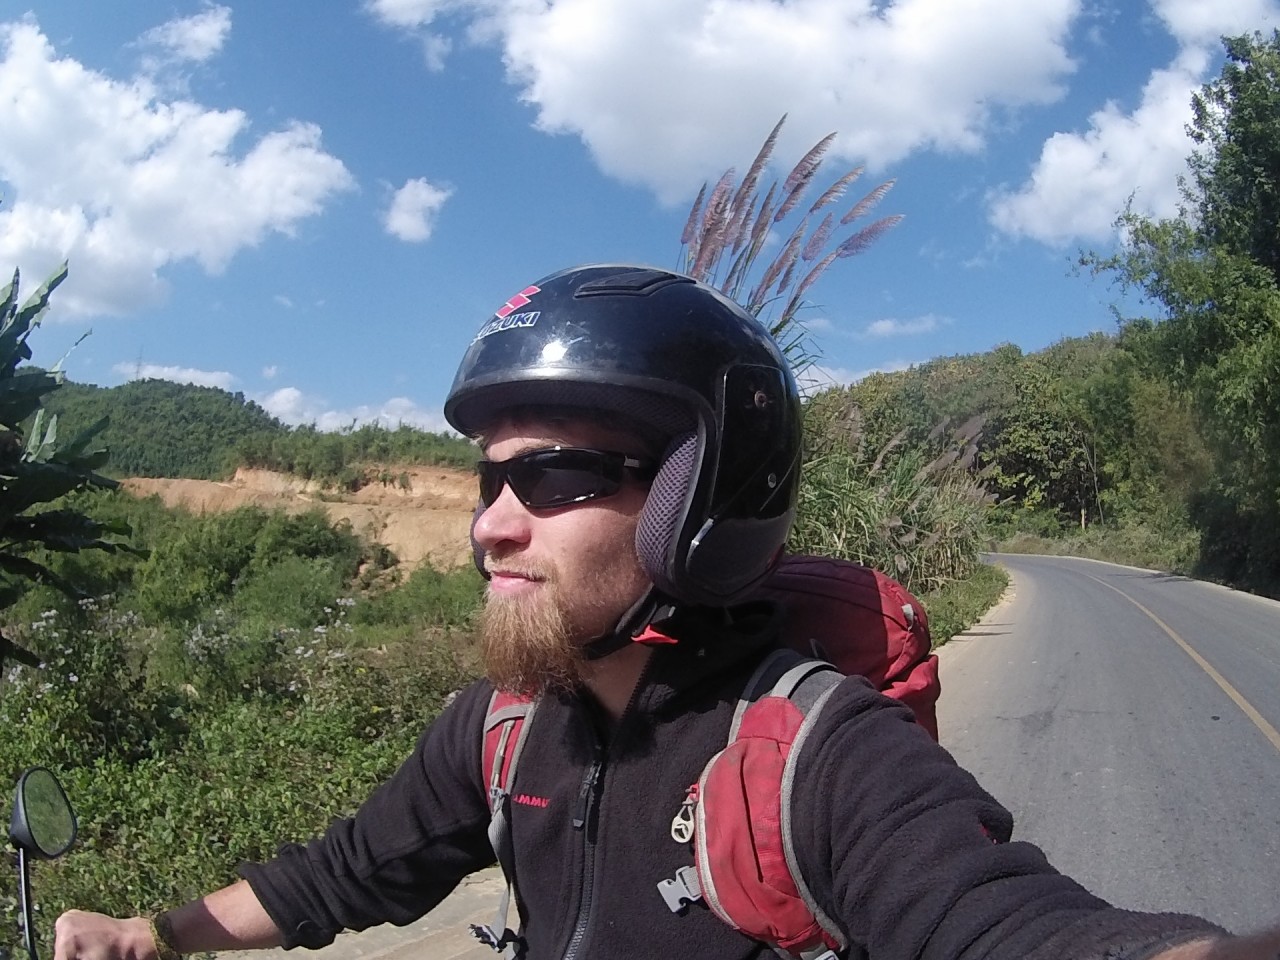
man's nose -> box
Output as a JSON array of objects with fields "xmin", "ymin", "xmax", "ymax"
[{"xmin": 472, "ymin": 481, "xmax": 532, "ymax": 551}]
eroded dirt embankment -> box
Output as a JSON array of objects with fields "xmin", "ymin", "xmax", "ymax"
[{"xmin": 121, "ymin": 466, "xmax": 478, "ymax": 570}]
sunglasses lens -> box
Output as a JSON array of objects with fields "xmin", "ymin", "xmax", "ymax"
[
  {"xmin": 478, "ymin": 449, "xmax": 634, "ymax": 509},
  {"xmin": 514, "ymin": 452, "xmax": 615, "ymax": 507},
  {"xmin": 477, "ymin": 461, "xmax": 504, "ymax": 507}
]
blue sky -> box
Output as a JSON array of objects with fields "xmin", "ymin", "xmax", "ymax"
[{"xmin": 0, "ymin": 0, "xmax": 1277, "ymax": 433}]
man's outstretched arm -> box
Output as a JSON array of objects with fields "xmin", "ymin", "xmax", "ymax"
[
  {"xmin": 1156, "ymin": 930, "xmax": 1280, "ymax": 960},
  {"xmin": 54, "ymin": 879, "xmax": 280, "ymax": 960}
]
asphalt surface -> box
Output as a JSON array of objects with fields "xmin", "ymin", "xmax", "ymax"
[
  {"xmin": 938, "ymin": 554, "xmax": 1280, "ymax": 934},
  {"xmin": 219, "ymin": 554, "xmax": 1280, "ymax": 959},
  {"xmin": 217, "ymin": 869, "xmax": 505, "ymax": 960}
]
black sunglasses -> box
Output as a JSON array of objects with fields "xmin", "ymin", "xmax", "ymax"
[{"xmin": 477, "ymin": 446, "xmax": 655, "ymax": 509}]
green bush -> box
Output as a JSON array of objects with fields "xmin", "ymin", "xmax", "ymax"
[
  {"xmin": 133, "ymin": 507, "xmax": 364, "ymax": 624},
  {"xmin": 0, "ymin": 593, "xmax": 475, "ymax": 954},
  {"xmin": 998, "ymin": 517, "xmax": 1200, "ymax": 576},
  {"xmin": 351, "ymin": 563, "xmax": 484, "ymax": 631},
  {"xmin": 232, "ymin": 555, "xmax": 349, "ymax": 628}
]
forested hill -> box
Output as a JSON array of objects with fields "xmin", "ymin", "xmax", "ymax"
[
  {"xmin": 38, "ymin": 377, "xmax": 476, "ymax": 481},
  {"xmin": 42, "ymin": 378, "xmax": 283, "ymax": 478}
]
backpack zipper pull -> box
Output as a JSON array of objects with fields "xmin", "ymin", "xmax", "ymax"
[
  {"xmin": 573, "ymin": 753, "xmax": 603, "ymax": 830},
  {"xmin": 670, "ymin": 783, "xmax": 698, "ymax": 844}
]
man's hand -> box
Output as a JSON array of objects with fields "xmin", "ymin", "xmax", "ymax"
[
  {"xmin": 54, "ymin": 881, "xmax": 281, "ymax": 959},
  {"xmin": 1154, "ymin": 929, "xmax": 1280, "ymax": 960},
  {"xmin": 54, "ymin": 912, "xmax": 154, "ymax": 960}
]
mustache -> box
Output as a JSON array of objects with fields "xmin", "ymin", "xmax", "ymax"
[{"xmin": 484, "ymin": 558, "xmax": 555, "ymax": 581}]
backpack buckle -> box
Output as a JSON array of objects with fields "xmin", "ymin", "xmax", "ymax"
[
  {"xmin": 469, "ymin": 922, "xmax": 522, "ymax": 958},
  {"xmin": 656, "ymin": 864, "xmax": 703, "ymax": 913}
]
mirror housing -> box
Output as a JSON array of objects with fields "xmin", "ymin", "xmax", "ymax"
[{"xmin": 10, "ymin": 767, "xmax": 76, "ymax": 860}]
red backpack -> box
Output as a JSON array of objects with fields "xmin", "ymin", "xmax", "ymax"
[{"xmin": 472, "ymin": 555, "xmax": 940, "ymax": 958}]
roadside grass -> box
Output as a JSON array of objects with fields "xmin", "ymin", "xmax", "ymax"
[
  {"xmin": 997, "ymin": 520, "xmax": 1199, "ymax": 576},
  {"xmin": 921, "ymin": 561, "xmax": 1009, "ymax": 647}
]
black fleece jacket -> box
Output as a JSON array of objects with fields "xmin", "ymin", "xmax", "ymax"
[{"xmin": 239, "ymin": 608, "xmax": 1222, "ymax": 960}]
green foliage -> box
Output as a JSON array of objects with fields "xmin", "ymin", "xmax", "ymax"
[
  {"xmin": 45, "ymin": 378, "xmax": 480, "ymax": 483},
  {"xmin": 351, "ymin": 562, "xmax": 485, "ymax": 631},
  {"xmin": 0, "ymin": 266, "xmax": 135, "ymax": 622},
  {"xmin": 0, "ymin": 595, "xmax": 474, "ymax": 948},
  {"xmin": 44, "ymin": 379, "xmax": 284, "ymax": 479},
  {"xmin": 679, "ymin": 115, "xmax": 902, "ymax": 372},
  {"xmin": 1188, "ymin": 31, "xmax": 1280, "ymax": 280},
  {"xmin": 1081, "ymin": 31, "xmax": 1280, "ymax": 594},
  {"xmin": 0, "ymin": 479, "xmax": 485, "ymax": 954},
  {"xmin": 132, "ymin": 507, "xmax": 363, "ymax": 624},
  {"xmin": 1000, "ymin": 515, "xmax": 1201, "ymax": 576},
  {"xmin": 921, "ymin": 562, "xmax": 1009, "ymax": 648},
  {"xmin": 239, "ymin": 422, "xmax": 478, "ymax": 483},
  {"xmin": 790, "ymin": 403, "xmax": 991, "ymax": 593}
]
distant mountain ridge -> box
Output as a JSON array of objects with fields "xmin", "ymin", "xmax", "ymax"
[{"xmin": 37, "ymin": 377, "xmax": 476, "ymax": 482}]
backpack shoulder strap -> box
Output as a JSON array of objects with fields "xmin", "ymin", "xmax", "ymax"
[
  {"xmin": 471, "ymin": 690, "xmax": 538, "ymax": 958},
  {"xmin": 742, "ymin": 647, "xmax": 849, "ymax": 955},
  {"xmin": 777, "ymin": 666, "xmax": 848, "ymax": 956},
  {"xmin": 483, "ymin": 691, "xmax": 537, "ymax": 811},
  {"xmin": 660, "ymin": 646, "xmax": 849, "ymax": 960},
  {"xmin": 728, "ymin": 645, "xmax": 839, "ymax": 740}
]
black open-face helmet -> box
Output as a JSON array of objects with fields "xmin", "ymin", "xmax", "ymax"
[{"xmin": 444, "ymin": 264, "xmax": 802, "ymax": 609}]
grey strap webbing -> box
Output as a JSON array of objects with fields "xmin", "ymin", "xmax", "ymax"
[
  {"xmin": 728, "ymin": 646, "xmax": 839, "ymax": 741},
  {"xmin": 470, "ymin": 694, "xmax": 539, "ymax": 958},
  {"xmin": 777, "ymin": 665, "xmax": 847, "ymax": 957}
]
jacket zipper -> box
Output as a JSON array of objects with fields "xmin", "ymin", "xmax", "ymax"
[
  {"xmin": 573, "ymin": 752, "xmax": 603, "ymax": 830},
  {"xmin": 559, "ymin": 655, "xmax": 656, "ymax": 960},
  {"xmin": 561, "ymin": 737, "xmax": 603, "ymax": 960}
]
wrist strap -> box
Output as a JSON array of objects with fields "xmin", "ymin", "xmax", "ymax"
[{"xmin": 149, "ymin": 913, "xmax": 183, "ymax": 960}]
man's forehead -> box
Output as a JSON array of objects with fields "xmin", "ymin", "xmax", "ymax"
[{"xmin": 482, "ymin": 411, "xmax": 649, "ymax": 454}]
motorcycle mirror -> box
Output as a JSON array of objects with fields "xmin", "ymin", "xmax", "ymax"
[{"xmin": 10, "ymin": 767, "xmax": 76, "ymax": 860}]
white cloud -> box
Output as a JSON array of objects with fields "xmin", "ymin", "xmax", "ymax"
[
  {"xmin": 273, "ymin": 295, "xmax": 294, "ymax": 308},
  {"xmin": 262, "ymin": 365, "xmax": 278, "ymax": 379},
  {"xmin": 139, "ymin": 6, "xmax": 232, "ymax": 64},
  {"xmin": 0, "ymin": 19, "xmax": 355, "ymax": 318},
  {"xmin": 384, "ymin": 177, "xmax": 453, "ymax": 242},
  {"xmin": 863, "ymin": 314, "xmax": 948, "ymax": 338},
  {"xmin": 113, "ymin": 362, "xmax": 235, "ymax": 390},
  {"xmin": 989, "ymin": 0, "xmax": 1280, "ymax": 246},
  {"xmin": 988, "ymin": 57, "xmax": 1205, "ymax": 245},
  {"xmin": 260, "ymin": 386, "xmax": 454, "ymax": 433},
  {"xmin": 366, "ymin": 0, "xmax": 460, "ymax": 29},
  {"xmin": 1151, "ymin": 0, "xmax": 1280, "ymax": 49},
  {"xmin": 369, "ymin": 0, "xmax": 1082, "ymax": 202},
  {"xmin": 422, "ymin": 33, "xmax": 453, "ymax": 71}
]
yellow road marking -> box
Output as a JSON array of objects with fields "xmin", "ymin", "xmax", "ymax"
[{"xmin": 1085, "ymin": 573, "xmax": 1280, "ymax": 755}]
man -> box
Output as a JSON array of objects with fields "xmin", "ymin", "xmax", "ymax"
[{"xmin": 55, "ymin": 265, "xmax": 1278, "ymax": 960}]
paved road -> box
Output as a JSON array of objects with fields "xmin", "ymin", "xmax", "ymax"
[
  {"xmin": 221, "ymin": 554, "xmax": 1280, "ymax": 959},
  {"xmin": 939, "ymin": 554, "xmax": 1280, "ymax": 934},
  {"xmin": 217, "ymin": 869, "xmax": 505, "ymax": 960}
]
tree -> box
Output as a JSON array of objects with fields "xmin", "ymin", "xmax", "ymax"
[
  {"xmin": 1189, "ymin": 31, "xmax": 1280, "ymax": 281},
  {"xmin": 1085, "ymin": 31, "xmax": 1280, "ymax": 591},
  {"xmin": 0, "ymin": 264, "xmax": 133, "ymax": 664}
]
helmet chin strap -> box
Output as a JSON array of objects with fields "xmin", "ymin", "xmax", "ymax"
[{"xmin": 582, "ymin": 586, "xmax": 678, "ymax": 661}]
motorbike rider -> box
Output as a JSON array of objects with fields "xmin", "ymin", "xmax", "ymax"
[{"xmin": 55, "ymin": 265, "xmax": 1278, "ymax": 960}]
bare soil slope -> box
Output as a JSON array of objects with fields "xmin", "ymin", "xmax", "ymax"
[{"xmin": 122, "ymin": 466, "xmax": 477, "ymax": 570}]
